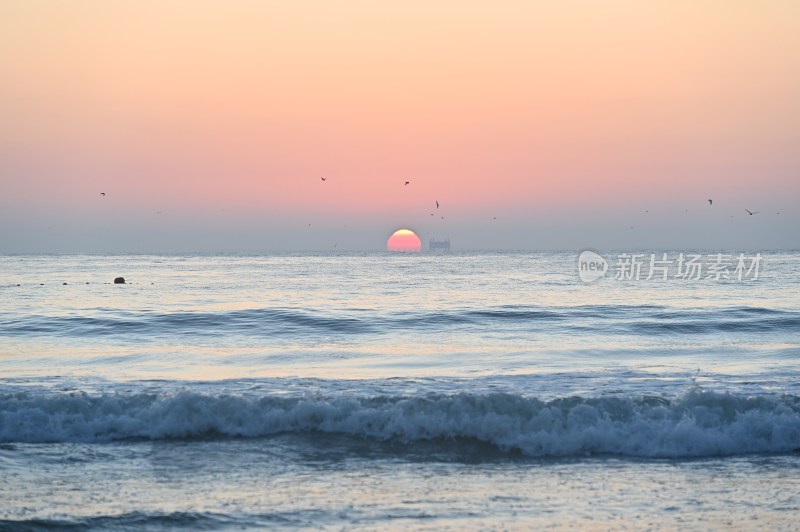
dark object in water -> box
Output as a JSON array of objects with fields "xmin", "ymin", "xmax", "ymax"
[{"xmin": 114, "ymin": 277, "xmax": 125, "ymax": 284}]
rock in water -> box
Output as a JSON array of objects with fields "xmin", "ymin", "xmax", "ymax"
[{"xmin": 114, "ymin": 277, "xmax": 125, "ymax": 284}]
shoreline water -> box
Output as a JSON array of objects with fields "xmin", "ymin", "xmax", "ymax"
[{"xmin": 1, "ymin": 252, "xmax": 798, "ymax": 529}]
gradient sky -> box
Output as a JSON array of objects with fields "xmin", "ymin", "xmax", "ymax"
[{"xmin": 1, "ymin": 1, "xmax": 798, "ymax": 252}]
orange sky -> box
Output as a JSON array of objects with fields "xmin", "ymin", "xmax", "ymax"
[{"xmin": 1, "ymin": 1, "xmax": 799, "ymax": 251}]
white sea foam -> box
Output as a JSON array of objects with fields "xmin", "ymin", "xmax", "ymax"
[{"xmin": 2, "ymin": 389, "xmax": 798, "ymax": 457}]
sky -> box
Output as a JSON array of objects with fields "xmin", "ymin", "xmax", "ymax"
[{"xmin": 1, "ymin": 0, "xmax": 799, "ymax": 252}]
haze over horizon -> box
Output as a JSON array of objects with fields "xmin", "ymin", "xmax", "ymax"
[{"xmin": 2, "ymin": 1, "xmax": 798, "ymax": 253}]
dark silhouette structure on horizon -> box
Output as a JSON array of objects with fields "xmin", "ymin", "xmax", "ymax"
[{"xmin": 429, "ymin": 238, "xmax": 451, "ymax": 252}]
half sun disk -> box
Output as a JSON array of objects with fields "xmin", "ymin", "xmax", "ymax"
[{"xmin": 387, "ymin": 229, "xmax": 421, "ymax": 252}]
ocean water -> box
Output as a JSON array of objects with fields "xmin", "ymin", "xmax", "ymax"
[{"xmin": 1, "ymin": 252, "xmax": 799, "ymax": 530}]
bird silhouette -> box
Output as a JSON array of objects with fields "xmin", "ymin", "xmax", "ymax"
[
  {"xmin": 745, "ymin": 209, "xmax": 759, "ymax": 215},
  {"xmin": 436, "ymin": 201, "xmax": 439, "ymax": 209},
  {"xmin": 405, "ymin": 181, "xmax": 410, "ymax": 186},
  {"xmin": 708, "ymin": 199, "xmax": 712, "ymax": 205},
  {"xmin": 320, "ymin": 177, "xmax": 326, "ymax": 181},
  {"xmin": 100, "ymin": 192, "xmax": 105, "ymax": 196}
]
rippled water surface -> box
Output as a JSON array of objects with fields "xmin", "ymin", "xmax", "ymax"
[{"xmin": 1, "ymin": 252, "xmax": 799, "ymax": 529}]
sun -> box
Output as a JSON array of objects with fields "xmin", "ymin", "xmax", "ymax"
[{"xmin": 387, "ymin": 229, "xmax": 422, "ymax": 252}]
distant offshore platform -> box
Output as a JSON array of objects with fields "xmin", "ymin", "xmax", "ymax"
[{"xmin": 428, "ymin": 238, "xmax": 451, "ymax": 252}]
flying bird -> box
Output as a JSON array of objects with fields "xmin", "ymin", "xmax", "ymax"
[
  {"xmin": 708, "ymin": 199, "xmax": 712, "ymax": 205},
  {"xmin": 745, "ymin": 209, "xmax": 759, "ymax": 215},
  {"xmin": 320, "ymin": 177, "xmax": 326, "ymax": 181},
  {"xmin": 405, "ymin": 181, "xmax": 410, "ymax": 186},
  {"xmin": 436, "ymin": 201, "xmax": 439, "ymax": 209},
  {"xmin": 100, "ymin": 192, "xmax": 105, "ymax": 196}
]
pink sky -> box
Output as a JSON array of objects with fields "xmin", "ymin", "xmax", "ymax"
[{"xmin": 1, "ymin": 1, "xmax": 798, "ymax": 251}]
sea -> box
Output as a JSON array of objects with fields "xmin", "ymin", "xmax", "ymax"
[{"xmin": 1, "ymin": 251, "xmax": 799, "ymax": 530}]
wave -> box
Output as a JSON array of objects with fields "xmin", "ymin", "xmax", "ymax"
[
  {"xmin": 1, "ymin": 305, "xmax": 798, "ymax": 338},
  {"xmin": 0, "ymin": 511, "xmax": 300, "ymax": 530},
  {"xmin": 2, "ymin": 389, "xmax": 799, "ymax": 458},
  {"xmin": 0, "ymin": 308, "xmax": 375, "ymax": 337}
]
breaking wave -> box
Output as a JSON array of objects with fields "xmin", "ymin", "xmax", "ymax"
[{"xmin": 2, "ymin": 388, "xmax": 799, "ymax": 458}]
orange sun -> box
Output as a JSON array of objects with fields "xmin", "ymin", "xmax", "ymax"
[{"xmin": 387, "ymin": 229, "xmax": 422, "ymax": 252}]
